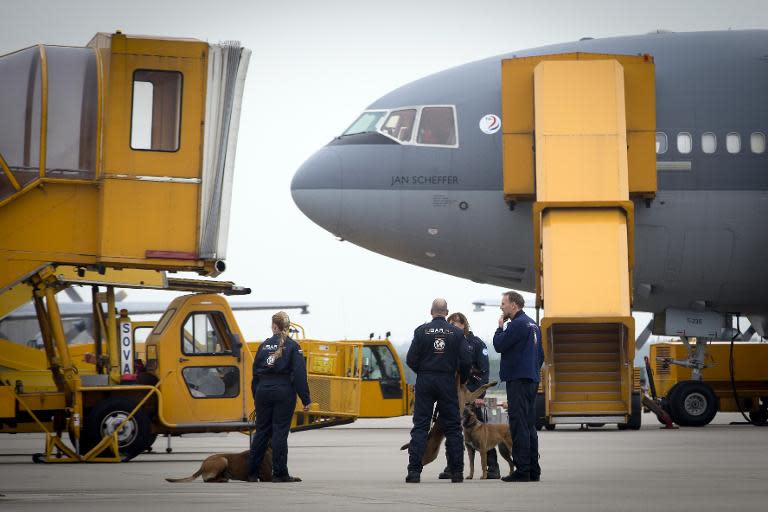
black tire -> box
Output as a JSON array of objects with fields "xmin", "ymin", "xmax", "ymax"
[
  {"xmin": 618, "ymin": 393, "xmax": 642, "ymax": 430},
  {"xmin": 588, "ymin": 423, "xmax": 605, "ymax": 428},
  {"xmin": 668, "ymin": 381, "xmax": 718, "ymax": 427},
  {"xmin": 80, "ymin": 397, "xmax": 153, "ymax": 461},
  {"xmin": 748, "ymin": 408, "xmax": 768, "ymax": 426},
  {"xmin": 535, "ymin": 393, "xmax": 545, "ymax": 431}
]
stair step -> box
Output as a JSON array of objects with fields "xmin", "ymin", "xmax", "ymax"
[
  {"xmin": 554, "ymin": 352, "xmax": 619, "ymax": 363},
  {"xmin": 556, "ymin": 361, "xmax": 620, "ymax": 373},
  {"xmin": 555, "ymin": 342, "xmax": 619, "ymax": 354},
  {"xmin": 555, "ymin": 391, "xmax": 622, "ymax": 402},
  {"xmin": 550, "ymin": 400, "xmax": 628, "ymax": 414},
  {"xmin": 555, "ymin": 371, "xmax": 621, "ymax": 383},
  {"xmin": 557, "ymin": 381, "xmax": 622, "ymax": 392}
]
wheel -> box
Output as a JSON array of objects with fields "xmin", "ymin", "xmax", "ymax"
[
  {"xmin": 668, "ymin": 381, "xmax": 718, "ymax": 427},
  {"xmin": 534, "ymin": 393, "xmax": 545, "ymax": 431},
  {"xmin": 145, "ymin": 433, "xmax": 159, "ymax": 452},
  {"xmin": 588, "ymin": 423, "xmax": 605, "ymax": 428},
  {"xmin": 80, "ymin": 397, "xmax": 153, "ymax": 461},
  {"xmin": 748, "ymin": 408, "xmax": 768, "ymax": 426},
  {"xmin": 618, "ymin": 393, "xmax": 642, "ymax": 430}
]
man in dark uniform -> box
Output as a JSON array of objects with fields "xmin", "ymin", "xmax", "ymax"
[
  {"xmin": 406, "ymin": 298, "xmax": 471, "ymax": 483},
  {"xmin": 493, "ymin": 291, "xmax": 544, "ymax": 483},
  {"xmin": 248, "ymin": 312, "xmax": 311, "ymax": 482},
  {"xmin": 438, "ymin": 312, "xmax": 501, "ymax": 480}
]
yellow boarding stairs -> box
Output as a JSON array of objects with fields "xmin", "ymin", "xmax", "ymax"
[{"xmin": 502, "ymin": 53, "xmax": 657, "ymax": 425}]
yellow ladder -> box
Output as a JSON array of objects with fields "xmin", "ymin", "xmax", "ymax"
[{"xmin": 502, "ymin": 53, "xmax": 656, "ymax": 424}]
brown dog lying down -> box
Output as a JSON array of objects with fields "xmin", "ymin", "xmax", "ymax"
[
  {"xmin": 166, "ymin": 449, "xmax": 272, "ymax": 483},
  {"xmin": 399, "ymin": 381, "xmax": 497, "ymax": 467},
  {"xmin": 462, "ymin": 407, "xmax": 514, "ymax": 479}
]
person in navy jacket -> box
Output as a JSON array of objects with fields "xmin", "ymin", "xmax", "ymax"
[
  {"xmin": 248, "ymin": 311, "xmax": 311, "ymax": 482},
  {"xmin": 405, "ymin": 298, "xmax": 471, "ymax": 483},
  {"xmin": 493, "ymin": 291, "xmax": 544, "ymax": 482}
]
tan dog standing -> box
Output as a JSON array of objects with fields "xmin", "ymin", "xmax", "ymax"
[
  {"xmin": 461, "ymin": 407, "xmax": 514, "ymax": 479},
  {"xmin": 166, "ymin": 448, "xmax": 272, "ymax": 483}
]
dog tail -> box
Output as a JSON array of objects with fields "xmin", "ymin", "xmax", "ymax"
[
  {"xmin": 165, "ymin": 468, "xmax": 203, "ymax": 483},
  {"xmin": 400, "ymin": 442, "xmax": 410, "ymax": 451}
]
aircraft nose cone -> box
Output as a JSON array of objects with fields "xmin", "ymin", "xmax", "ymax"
[{"xmin": 291, "ymin": 147, "xmax": 342, "ymax": 235}]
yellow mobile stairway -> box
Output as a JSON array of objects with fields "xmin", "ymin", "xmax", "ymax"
[{"xmin": 501, "ymin": 53, "xmax": 657, "ymax": 427}]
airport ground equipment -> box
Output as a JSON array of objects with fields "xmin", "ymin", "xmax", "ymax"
[
  {"xmin": 648, "ymin": 341, "xmax": 768, "ymax": 426},
  {"xmin": 502, "ymin": 53, "xmax": 656, "ymax": 427},
  {"xmin": 0, "ymin": 32, "xmax": 362, "ymax": 462}
]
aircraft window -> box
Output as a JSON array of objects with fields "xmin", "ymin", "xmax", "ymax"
[
  {"xmin": 701, "ymin": 132, "xmax": 717, "ymax": 154},
  {"xmin": 417, "ymin": 106, "xmax": 457, "ymax": 146},
  {"xmin": 677, "ymin": 132, "xmax": 692, "ymax": 154},
  {"xmin": 343, "ymin": 111, "xmax": 386, "ymax": 136},
  {"xmin": 131, "ymin": 70, "xmax": 183, "ymax": 152},
  {"xmin": 726, "ymin": 132, "xmax": 741, "ymax": 154},
  {"xmin": 655, "ymin": 132, "xmax": 667, "ymax": 154},
  {"xmin": 381, "ymin": 109, "xmax": 416, "ymax": 142},
  {"xmin": 750, "ymin": 132, "xmax": 765, "ymax": 154}
]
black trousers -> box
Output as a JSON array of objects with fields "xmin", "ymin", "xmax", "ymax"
[
  {"xmin": 506, "ymin": 379, "xmax": 540, "ymax": 476},
  {"xmin": 249, "ymin": 383, "xmax": 297, "ymax": 478},
  {"xmin": 408, "ymin": 373, "xmax": 463, "ymax": 474}
]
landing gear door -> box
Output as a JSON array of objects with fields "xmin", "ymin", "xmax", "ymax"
[{"xmin": 170, "ymin": 311, "xmax": 247, "ymax": 423}]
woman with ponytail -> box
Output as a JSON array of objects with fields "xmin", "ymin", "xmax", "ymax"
[{"xmin": 248, "ymin": 311, "xmax": 311, "ymax": 482}]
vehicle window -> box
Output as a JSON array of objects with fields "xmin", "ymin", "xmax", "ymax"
[
  {"xmin": 133, "ymin": 326, "xmax": 153, "ymax": 345},
  {"xmin": 417, "ymin": 106, "xmax": 456, "ymax": 146},
  {"xmin": 750, "ymin": 132, "xmax": 765, "ymax": 154},
  {"xmin": 726, "ymin": 132, "xmax": 741, "ymax": 154},
  {"xmin": 182, "ymin": 366, "xmax": 239, "ymax": 398},
  {"xmin": 655, "ymin": 132, "xmax": 667, "ymax": 154},
  {"xmin": 380, "ymin": 109, "xmax": 416, "ymax": 142},
  {"xmin": 677, "ymin": 132, "xmax": 692, "ymax": 154},
  {"xmin": 361, "ymin": 345, "xmax": 400, "ymax": 381},
  {"xmin": 181, "ymin": 312, "xmax": 232, "ymax": 355},
  {"xmin": 343, "ymin": 111, "xmax": 386, "ymax": 136},
  {"xmin": 701, "ymin": 132, "xmax": 716, "ymax": 154},
  {"xmin": 152, "ymin": 308, "xmax": 176, "ymax": 335},
  {"xmin": 131, "ymin": 70, "xmax": 182, "ymax": 151}
]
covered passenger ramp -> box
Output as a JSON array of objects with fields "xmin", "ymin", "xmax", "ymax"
[{"xmin": 501, "ymin": 53, "xmax": 657, "ymax": 426}]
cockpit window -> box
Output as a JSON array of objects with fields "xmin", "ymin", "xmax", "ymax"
[
  {"xmin": 343, "ymin": 111, "xmax": 386, "ymax": 136},
  {"xmin": 417, "ymin": 106, "xmax": 456, "ymax": 146},
  {"xmin": 381, "ymin": 109, "xmax": 417, "ymax": 142}
]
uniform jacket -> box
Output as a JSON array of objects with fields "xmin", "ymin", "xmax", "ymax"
[
  {"xmin": 492, "ymin": 310, "xmax": 544, "ymax": 382},
  {"xmin": 406, "ymin": 316, "xmax": 471, "ymax": 381},
  {"xmin": 252, "ymin": 334, "xmax": 311, "ymax": 406},
  {"xmin": 465, "ymin": 332, "xmax": 490, "ymax": 394}
]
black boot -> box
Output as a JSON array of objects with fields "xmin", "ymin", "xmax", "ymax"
[
  {"xmin": 501, "ymin": 471, "xmax": 531, "ymax": 482},
  {"xmin": 438, "ymin": 466, "xmax": 451, "ymax": 479},
  {"xmin": 405, "ymin": 471, "xmax": 421, "ymax": 483},
  {"xmin": 272, "ymin": 474, "xmax": 302, "ymax": 483},
  {"xmin": 451, "ymin": 472, "xmax": 464, "ymax": 483},
  {"xmin": 486, "ymin": 449, "xmax": 500, "ymax": 479}
]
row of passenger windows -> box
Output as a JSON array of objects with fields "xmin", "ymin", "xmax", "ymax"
[
  {"xmin": 656, "ymin": 131, "xmax": 766, "ymax": 155},
  {"xmin": 343, "ymin": 106, "xmax": 458, "ymax": 147}
]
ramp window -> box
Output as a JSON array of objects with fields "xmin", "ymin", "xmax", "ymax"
[
  {"xmin": 381, "ymin": 109, "xmax": 416, "ymax": 142},
  {"xmin": 417, "ymin": 106, "xmax": 457, "ymax": 146},
  {"xmin": 677, "ymin": 132, "xmax": 692, "ymax": 154},
  {"xmin": 182, "ymin": 366, "xmax": 239, "ymax": 398},
  {"xmin": 181, "ymin": 312, "xmax": 233, "ymax": 355},
  {"xmin": 130, "ymin": 70, "xmax": 182, "ymax": 151},
  {"xmin": 655, "ymin": 132, "xmax": 667, "ymax": 154},
  {"xmin": 726, "ymin": 132, "xmax": 741, "ymax": 154},
  {"xmin": 701, "ymin": 132, "xmax": 716, "ymax": 154},
  {"xmin": 750, "ymin": 132, "xmax": 765, "ymax": 154}
]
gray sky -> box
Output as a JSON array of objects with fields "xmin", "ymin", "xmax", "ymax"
[{"xmin": 3, "ymin": 0, "xmax": 766, "ymax": 346}]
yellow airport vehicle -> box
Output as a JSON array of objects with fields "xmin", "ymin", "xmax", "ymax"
[
  {"xmin": 501, "ymin": 53, "xmax": 656, "ymax": 427},
  {"xmin": 648, "ymin": 341, "xmax": 768, "ymax": 426},
  {"xmin": 0, "ymin": 32, "xmax": 363, "ymax": 462}
]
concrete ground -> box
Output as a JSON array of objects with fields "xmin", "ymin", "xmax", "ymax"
[{"xmin": 0, "ymin": 412, "xmax": 765, "ymax": 512}]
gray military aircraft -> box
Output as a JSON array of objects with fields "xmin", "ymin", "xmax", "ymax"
[{"xmin": 291, "ymin": 30, "xmax": 768, "ymax": 336}]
